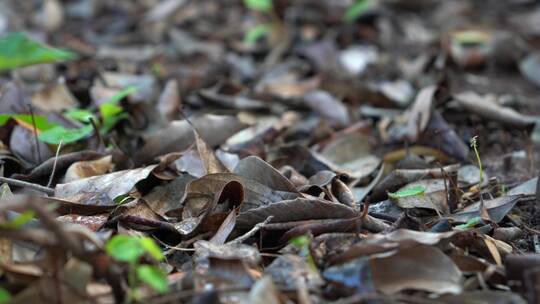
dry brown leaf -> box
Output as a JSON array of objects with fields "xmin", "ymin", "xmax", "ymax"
[
  {"xmin": 62, "ymin": 155, "xmax": 114, "ymax": 183},
  {"xmin": 371, "ymin": 244, "xmax": 462, "ymax": 294}
]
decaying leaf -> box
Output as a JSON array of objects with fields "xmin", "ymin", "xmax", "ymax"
[
  {"xmin": 54, "ymin": 165, "xmax": 157, "ymax": 206},
  {"xmin": 371, "ymin": 244, "xmax": 462, "ymax": 294}
]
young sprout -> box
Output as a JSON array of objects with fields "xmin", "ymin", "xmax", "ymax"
[{"xmin": 470, "ymin": 135, "xmax": 484, "ymax": 187}]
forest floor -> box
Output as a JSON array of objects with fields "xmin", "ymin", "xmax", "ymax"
[{"xmin": 0, "ymin": 0, "xmax": 540, "ymax": 303}]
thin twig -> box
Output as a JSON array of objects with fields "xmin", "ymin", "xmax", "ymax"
[
  {"xmin": 47, "ymin": 140, "xmax": 63, "ymax": 188},
  {"xmin": 439, "ymin": 163, "xmax": 450, "ymax": 213},
  {"xmin": 228, "ymin": 216, "xmax": 273, "ymax": 245},
  {"xmin": 166, "ymin": 245, "xmax": 196, "ymax": 252},
  {"xmin": 28, "ymin": 103, "xmax": 42, "ymax": 163},
  {"xmin": 88, "ymin": 117, "xmax": 105, "ymax": 152},
  {"xmin": 0, "ymin": 176, "xmax": 55, "ymax": 195}
]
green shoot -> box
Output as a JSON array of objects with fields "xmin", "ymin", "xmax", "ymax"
[
  {"xmin": 289, "ymin": 235, "xmax": 317, "ymax": 271},
  {"xmin": 0, "ymin": 287, "xmax": 11, "ymax": 304},
  {"xmin": 244, "ymin": 24, "xmax": 270, "ymax": 45},
  {"xmin": 0, "ymin": 210, "xmax": 35, "ymax": 229},
  {"xmin": 244, "ymin": 0, "xmax": 272, "ymax": 12},
  {"xmin": 0, "ymin": 86, "xmax": 137, "ymax": 145},
  {"xmin": 345, "ymin": 0, "xmax": 376, "ymax": 23},
  {"xmin": 470, "ymin": 136, "xmax": 484, "ymax": 187},
  {"xmin": 106, "ymin": 235, "xmax": 168, "ymax": 295},
  {"xmin": 65, "ymin": 109, "xmax": 96, "ymax": 122},
  {"xmin": 388, "ymin": 185, "xmax": 426, "ymax": 199},
  {"xmin": 456, "ymin": 216, "xmax": 483, "ymax": 230}
]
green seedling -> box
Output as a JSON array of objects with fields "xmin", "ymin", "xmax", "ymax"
[
  {"xmin": 388, "ymin": 185, "xmax": 426, "ymax": 199},
  {"xmin": 0, "ymin": 32, "xmax": 77, "ymax": 70},
  {"xmin": 244, "ymin": 0, "xmax": 272, "ymax": 12},
  {"xmin": 456, "ymin": 216, "xmax": 483, "ymax": 230},
  {"xmin": 389, "ymin": 185, "xmax": 444, "ymax": 217},
  {"xmin": 470, "ymin": 136, "xmax": 484, "ymax": 187},
  {"xmin": 0, "ymin": 86, "xmax": 137, "ymax": 145},
  {"xmin": 243, "ymin": 0, "xmax": 277, "ymax": 46},
  {"xmin": 345, "ymin": 0, "xmax": 377, "ymax": 23},
  {"xmin": 289, "ymin": 235, "xmax": 317, "ymax": 272},
  {"xmin": 244, "ymin": 24, "xmax": 271, "ymax": 45},
  {"xmin": 106, "ymin": 235, "xmax": 169, "ymax": 297},
  {"xmin": 0, "ymin": 210, "xmax": 35, "ymax": 229},
  {"xmin": 0, "ymin": 287, "xmax": 11, "ymax": 304}
]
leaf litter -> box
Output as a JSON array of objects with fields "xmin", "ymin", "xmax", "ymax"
[{"xmin": 0, "ymin": 1, "xmax": 539, "ymax": 303}]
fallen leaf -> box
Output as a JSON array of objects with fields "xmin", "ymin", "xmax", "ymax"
[
  {"xmin": 236, "ymin": 197, "xmax": 357, "ymax": 230},
  {"xmin": 54, "ymin": 165, "xmax": 158, "ymax": 206},
  {"xmin": 134, "ymin": 114, "xmax": 246, "ymax": 165},
  {"xmin": 62, "ymin": 155, "xmax": 114, "ymax": 183},
  {"xmin": 371, "ymin": 244, "xmax": 462, "ymax": 294}
]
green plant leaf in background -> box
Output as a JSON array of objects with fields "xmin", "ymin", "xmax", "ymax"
[
  {"xmin": 0, "ymin": 32, "xmax": 77, "ymax": 70},
  {"xmin": 140, "ymin": 237, "xmax": 165, "ymax": 262},
  {"xmin": 98, "ymin": 86, "xmax": 137, "ymax": 133},
  {"xmin": 136, "ymin": 265, "xmax": 169, "ymax": 293},
  {"xmin": 65, "ymin": 108, "xmax": 96, "ymax": 123},
  {"xmin": 388, "ymin": 185, "xmax": 426, "ymax": 199},
  {"xmin": 0, "ymin": 86, "xmax": 137, "ymax": 145},
  {"xmin": 0, "ymin": 113, "xmax": 93, "ymax": 145},
  {"xmin": 106, "ymin": 235, "xmax": 164, "ymax": 263},
  {"xmin": 100, "ymin": 103, "xmax": 123, "ymax": 118},
  {"xmin": 345, "ymin": 0, "xmax": 376, "ymax": 23},
  {"xmin": 244, "ymin": 24, "xmax": 270, "ymax": 45},
  {"xmin": 0, "ymin": 287, "xmax": 11, "ymax": 304},
  {"xmin": 38, "ymin": 124, "xmax": 93, "ymax": 145},
  {"xmin": 106, "ymin": 86, "xmax": 138, "ymax": 105},
  {"xmin": 0, "ymin": 114, "xmax": 56, "ymax": 130},
  {"xmin": 244, "ymin": 0, "xmax": 272, "ymax": 12},
  {"xmin": 105, "ymin": 235, "xmax": 146, "ymax": 263}
]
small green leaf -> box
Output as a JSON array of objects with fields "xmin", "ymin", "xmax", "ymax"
[
  {"xmin": 289, "ymin": 235, "xmax": 310, "ymax": 248},
  {"xmin": 0, "ymin": 114, "xmax": 57, "ymax": 130},
  {"xmin": 38, "ymin": 125, "xmax": 93, "ymax": 144},
  {"xmin": 113, "ymin": 194, "xmax": 132, "ymax": 205},
  {"xmin": 100, "ymin": 103, "xmax": 123, "ymax": 118},
  {"xmin": 388, "ymin": 185, "xmax": 426, "ymax": 199},
  {"xmin": 244, "ymin": 24, "xmax": 270, "ymax": 45},
  {"xmin": 105, "ymin": 235, "xmax": 145, "ymax": 263},
  {"xmin": 101, "ymin": 112, "xmax": 128, "ymax": 134},
  {"xmin": 106, "ymin": 86, "xmax": 138, "ymax": 105},
  {"xmin": 140, "ymin": 237, "xmax": 164, "ymax": 262},
  {"xmin": 136, "ymin": 265, "xmax": 169, "ymax": 293},
  {"xmin": 0, "ymin": 210, "xmax": 35, "ymax": 229},
  {"xmin": 65, "ymin": 108, "xmax": 96, "ymax": 123},
  {"xmin": 456, "ymin": 216, "xmax": 483, "ymax": 230},
  {"xmin": 345, "ymin": 0, "xmax": 376, "ymax": 23},
  {"xmin": 0, "ymin": 32, "xmax": 77, "ymax": 70},
  {"xmin": 9, "ymin": 211, "xmax": 35, "ymax": 228},
  {"xmin": 244, "ymin": 0, "xmax": 272, "ymax": 12},
  {"xmin": 0, "ymin": 287, "xmax": 11, "ymax": 304}
]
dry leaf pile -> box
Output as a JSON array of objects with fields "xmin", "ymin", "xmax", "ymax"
[{"xmin": 0, "ymin": 0, "xmax": 540, "ymax": 303}]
